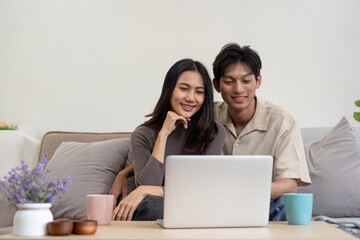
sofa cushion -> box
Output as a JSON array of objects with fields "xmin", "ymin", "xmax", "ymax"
[
  {"xmin": 298, "ymin": 117, "xmax": 360, "ymax": 217},
  {"xmin": 0, "ymin": 194, "xmax": 16, "ymax": 228},
  {"xmin": 45, "ymin": 138, "xmax": 130, "ymax": 220}
]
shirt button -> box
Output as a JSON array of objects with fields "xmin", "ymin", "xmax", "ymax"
[{"xmin": 234, "ymin": 144, "xmax": 239, "ymax": 148}]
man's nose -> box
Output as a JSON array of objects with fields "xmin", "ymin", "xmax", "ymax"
[{"xmin": 233, "ymin": 82, "xmax": 244, "ymax": 93}]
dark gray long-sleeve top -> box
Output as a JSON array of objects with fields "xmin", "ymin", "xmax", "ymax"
[{"xmin": 131, "ymin": 121, "xmax": 226, "ymax": 187}]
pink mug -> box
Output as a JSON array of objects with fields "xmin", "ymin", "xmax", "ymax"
[{"xmin": 86, "ymin": 194, "xmax": 114, "ymax": 225}]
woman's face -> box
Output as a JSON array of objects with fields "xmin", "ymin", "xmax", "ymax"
[{"xmin": 170, "ymin": 71, "xmax": 205, "ymax": 119}]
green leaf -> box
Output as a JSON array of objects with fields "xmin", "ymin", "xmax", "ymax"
[
  {"xmin": 356, "ymin": 100, "xmax": 360, "ymax": 108},
  {"xmin": 354, "ymin": 112, "xmax": 360, "ymax": 122}
]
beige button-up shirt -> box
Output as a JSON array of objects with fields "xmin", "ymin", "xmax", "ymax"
[{"xmin": 214, "ymin": 98, "xmax": 311, "ymax": 186}]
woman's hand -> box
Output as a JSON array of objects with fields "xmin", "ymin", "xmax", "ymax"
[
  {"xmin": 160, "ymin": 111, "xmax": 190, "ymax": 136},
  {"xmin": 151, "ymin": 111, "xmax": 190, "ymax": 164},
  {"xmin": 112, "ymin": 186, "xmax": 147, "ymax": 221},
  {"xmin": 111, "ymin": 185, "xmax": 163, "ymax": 221}
]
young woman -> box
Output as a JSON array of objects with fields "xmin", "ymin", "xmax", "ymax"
[{"xmin": 111, "ymin": 59, "xmax": 225, "ymax": 221}]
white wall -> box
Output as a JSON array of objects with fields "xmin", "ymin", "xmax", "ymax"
[{"xmin": 1, "ymin": 0, "xmax": 359, "ymax": 139}]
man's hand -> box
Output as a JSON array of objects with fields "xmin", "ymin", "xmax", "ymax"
[
  {"xmin": 271, "ymin": 178, "xmax": 297, "ymax": 200},
  {"xmin": 109, "ymin": 171, "xmax": 129, "ymax": 207},
  {"xmin": 109, "ymin": 164, "xmax": 134, "ymax": 207}
]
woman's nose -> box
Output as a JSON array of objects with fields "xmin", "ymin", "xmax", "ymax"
[{"xmin": 185, "ymin": 91, "xmax": 195, "ymax": 102}]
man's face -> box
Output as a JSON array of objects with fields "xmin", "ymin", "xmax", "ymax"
[{"xmin": 213, "ymin": 61, "xmax": 261, "ymax": 114}]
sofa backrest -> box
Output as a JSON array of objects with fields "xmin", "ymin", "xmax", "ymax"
[
  {"xmin": 300, "ymin": 126, "xmax": 360, "ymax": 144},
  {"xmin": 300, "ymin": 127, "xmax": 332, "ymax": 144},
  {"xmin": 38, "ymin": 131, "xmax": 132, "ymax": 162},
  {"xmin": 39, "ymin": 127, "xmax": 360, "ymax": 162}
]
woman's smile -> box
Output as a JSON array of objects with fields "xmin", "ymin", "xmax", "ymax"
[{"xmin": 181, "ymin": 103, "xmax": 196, "ymax": 112}]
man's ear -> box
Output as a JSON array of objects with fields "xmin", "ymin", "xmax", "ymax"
[
  {"xmin": 213, "ymin": 78, "xmax": 220, "ymax": 93},
  {"xmin": 256, "ymin": 74, "xmax": 262, "ymax": 89}
]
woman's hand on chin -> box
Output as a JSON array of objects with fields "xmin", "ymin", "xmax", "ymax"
[{"xmin": 161, "ymin": 111, "xmax": 189, "ymax": 135}]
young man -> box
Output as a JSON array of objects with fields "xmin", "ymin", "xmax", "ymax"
[
  {"xmin": 110, "ymin": 43, "xmax": 311, "ymax": 221},
  {"xmin": 212, "ymin": 43, "xmax": 311, "ymax": 220}
]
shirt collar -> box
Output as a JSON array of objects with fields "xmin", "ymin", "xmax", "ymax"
[
  {"xmin": 247, "ymin": 97, "xmax": 268, "ymax": 132},
  {"xmin": 215, "ymin": 102, "xmax": 234, "ymax": 129},
  {"xmin": 216, "ymin": 97, "xmax": 268, "ymax": 137}
]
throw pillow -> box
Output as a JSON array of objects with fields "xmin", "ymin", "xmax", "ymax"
[
  {"xmin": 45, "ymin": 138, "xmax": 130, "ymax": 220},
  {"xmin": 298, "ymin": 117, "xmax": 360, "ymax": 217}
]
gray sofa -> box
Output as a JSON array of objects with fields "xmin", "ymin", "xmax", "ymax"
[{"xmin": 1, "ymin": 117, "xmax": 360, "ymax": 237}]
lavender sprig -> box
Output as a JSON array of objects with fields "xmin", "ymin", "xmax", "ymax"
[{"xmin": 0, "ymin": 155, "xmax": 71, "ymax": 204}]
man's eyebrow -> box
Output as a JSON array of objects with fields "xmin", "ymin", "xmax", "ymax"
[
  {"xmin": 223, "ymin": 72, "xmax": 254, "ymax": 79},
  {"xmin": 242, "ymin": 72, "xmax": 254, "ymax": 78},
  {"xmin": 222, "ymin": 75, "xmax": 234, "ymax": 79}
]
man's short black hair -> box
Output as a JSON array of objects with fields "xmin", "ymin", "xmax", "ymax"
[{"xmin": 212, "ymin": 43, "xmax": 262, "ymax": 84}]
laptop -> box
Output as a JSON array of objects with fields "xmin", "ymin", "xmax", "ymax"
[{"xmin": 157, "ymin": 155, "xmax": 273, "ymax": 228}]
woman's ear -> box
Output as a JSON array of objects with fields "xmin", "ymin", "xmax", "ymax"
[
  {"xmin": 256, "ymin": 74, "xmax": 262, "ymax": 89},
  {"xmin": 213, "ymin": 79, "xmax": 220, "ymax": 93}
]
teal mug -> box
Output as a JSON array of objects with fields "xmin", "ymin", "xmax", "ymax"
[{"xmin": 284, "ymin": 193, "xmax": 313, "ymax": 225}]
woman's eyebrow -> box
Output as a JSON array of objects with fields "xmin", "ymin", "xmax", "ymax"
[{"xmin": 178, "ymin": 82, "xmax": 204, "ymax": 89}]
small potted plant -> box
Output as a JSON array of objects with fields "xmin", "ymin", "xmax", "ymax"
[
  {"xmin": 0, "ymin": 122, "xmax": 17, "ymax": 130},
  {"xmin": 354, "ymin": 100, "xmax": 360, "ymax": 123},
  {"xmin": 0, "ymin": 155, "xmax": 71, "ymax": 236}
]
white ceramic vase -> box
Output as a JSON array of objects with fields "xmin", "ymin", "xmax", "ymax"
[{"xmin": 13, "ymin": 203, "xmax": 53, "ymax": 236}]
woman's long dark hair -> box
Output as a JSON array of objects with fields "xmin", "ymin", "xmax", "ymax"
[{"xmin": 143, "ymin": 58, "xmax": 218, "ymax": 154}]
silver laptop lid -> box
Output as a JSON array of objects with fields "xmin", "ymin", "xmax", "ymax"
[{"xmin": 162, "ymin": 155, "xmax": 273, "ymax": 228}]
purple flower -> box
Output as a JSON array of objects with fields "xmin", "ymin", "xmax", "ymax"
[{"xmin": 0, "ymin": 155, "xmax": 71, "ymax": 204}]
